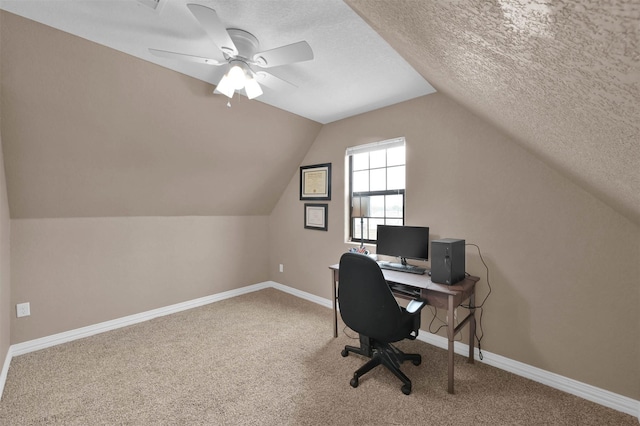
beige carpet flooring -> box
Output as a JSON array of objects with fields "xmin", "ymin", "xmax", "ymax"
[{"xmin": 0, "ymin": 288, "xmax": 635, "ymax": 425}]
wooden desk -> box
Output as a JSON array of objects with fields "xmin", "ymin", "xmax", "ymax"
[{"xmin": 329, "ymin": 264, "xmax": 479, "ymax": 394}]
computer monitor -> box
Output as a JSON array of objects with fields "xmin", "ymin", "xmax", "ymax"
[{"xmin": 376, "ymin": 225, "xmax": 429, "ymax": 265}]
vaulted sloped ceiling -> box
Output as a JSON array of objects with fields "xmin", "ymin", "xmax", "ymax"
[
  {"xmin": 2, "ymin": 2, "xmax": 639, "ymax": 224},
  {"xmin": 345, "ymin": 0, "xmax": 640, "ymax": 226},
  {"xmin": 1, "ymin": 12, "xmax": 321, "ymax": 218}
]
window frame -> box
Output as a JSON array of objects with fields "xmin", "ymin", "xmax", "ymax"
[{"xmin": 347, "ymin": 138, "xmax": 406, "ymax": 245}]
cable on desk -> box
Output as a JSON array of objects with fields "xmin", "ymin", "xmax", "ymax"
[
  {"xmin": 426, "ymin": 306, "xmax": 463, "ymax": 342},
  {"xmin": 427, "ymin": 306, "xmax": 446, "ymax": 334},
  {"xmin": 461, "ymin": 243, "xmax": 492, "ymax": 360}
]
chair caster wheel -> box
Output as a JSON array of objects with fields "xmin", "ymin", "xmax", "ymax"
[
  {"xmin": 350, "ymin": 377, "xmax": 359, "ymax": 388},
  {"xmin": 341, "ymin": 349, "xmax": 349, "ymax": 357},
  {"xmin": 412, "ymin": 355, "xmax": 422, "ymax": 366},
  {"xmin": 401, "ymin": 384, "xmax": 412, "ymax": 395}
]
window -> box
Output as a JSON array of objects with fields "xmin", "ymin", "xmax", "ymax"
[{"xmin": 347, "ymin": 138, "xmax": 405, "ymax": 244}]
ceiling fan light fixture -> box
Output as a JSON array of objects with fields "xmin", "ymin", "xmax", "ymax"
[
  {"xmin": 227, "ymin": 64, "xmax": 247, "ymax": 90},
  {"xmin": 214, "ymin": 74, "xmax": 235, "ymax": 98},
  {"xmin": 215, "ymin": 60, "xmax": 263, "ymax": 100},
  {"xmin": 244, "ymin": 76, "xmax": 263, "ymax": 99}
]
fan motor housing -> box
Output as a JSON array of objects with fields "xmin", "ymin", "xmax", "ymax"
[{"xmin": 226, "ymin": 28, "xmax": 260, "ymax": 60}]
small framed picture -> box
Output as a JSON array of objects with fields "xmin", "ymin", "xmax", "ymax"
[
  {"xmin": 304, "ymin": 203, "xmax": 328, "ymax": 231},
  {"xmin": 300, "ymin": 163, "xmax": 331, "ymax": 200}
]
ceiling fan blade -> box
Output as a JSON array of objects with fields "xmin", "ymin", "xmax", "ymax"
[
  {"xmin": 255, "ymin": 71, "xmax": 297, "ymax": 92},
  {"xmin": 186, "ymin": 3, "xmax": 238, "ymax": 56},
  {"xmin": 148, "ymin": 48, "xmax": 223, "ymax": 65},
  {"xmin": 253, "ymin": 41, "xmax": 313, "ymax": 68}
]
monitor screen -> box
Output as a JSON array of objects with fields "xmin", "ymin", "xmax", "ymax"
[{"xmin": 376, "ymin": 225, "xmax": 429, "ymax": 262}]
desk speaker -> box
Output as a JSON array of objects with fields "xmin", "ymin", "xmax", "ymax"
[{"xmin": 431, "ymin": 239, "xmax": 465, "ymax": 285}]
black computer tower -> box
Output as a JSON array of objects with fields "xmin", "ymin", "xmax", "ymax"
[{"xmin": 431, "ymin": 238, "xmax": 465, "ymax": 285}]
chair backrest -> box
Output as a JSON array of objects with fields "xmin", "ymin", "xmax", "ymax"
[{"xmin": 338, "ymin": 252, "xmax": 404, "ymax": 342}]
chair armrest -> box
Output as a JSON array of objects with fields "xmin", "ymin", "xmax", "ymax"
[
  {"xmin": 405, "ymin": 298, "xmax": 426, "ymax": 340},
  {"xmin": 406, "ymin": 299, "xmax": 426, "ymax": 314}
]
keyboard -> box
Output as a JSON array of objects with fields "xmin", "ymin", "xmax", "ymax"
[
  {"xmin": 389, "ymin": 283, "xmax": 421, "ymax": 297},
  {"xmin": 378, "ymin": 261, "xmax": 427, "ymax": 275}
]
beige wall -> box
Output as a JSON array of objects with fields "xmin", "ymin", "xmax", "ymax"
[
  {"xmin": 0, "ymin": 17, "xmax": 10, "ymax": 368},
  {"xmin": 0, "ymin": 143, "xmax": 8, "ymax": 365},
  {"xmin": 269, "ymin": 93, "xmax": 640, "ymax": 400},
  {"xmin": 10, "ymin": 216, "xmax": 269, "ymax": 343},
  {"xmin": 1, "ymin": 11, "xmax": 321, "ymax": 219}
]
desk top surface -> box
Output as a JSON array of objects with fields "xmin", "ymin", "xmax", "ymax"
[{"xmin": 329, "ymin": 263, "xmax": 479, "ymax": 295}]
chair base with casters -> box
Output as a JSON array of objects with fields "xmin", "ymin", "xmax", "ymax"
[
  {"xmin": 341, "ymin": 334, "xmax": 373, "ymax": 358},
  {"xmin": 341, "ymin": 336, "xmax": 422, "ymax": 395}
]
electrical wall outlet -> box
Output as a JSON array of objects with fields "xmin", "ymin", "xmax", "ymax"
[
  {"xmin": 16, "ymin": 302, "xmax": 31, "ymax": 318},
  {"xmin": 279, "ymin": 264, "xmax": 284, "ymax": 273}
]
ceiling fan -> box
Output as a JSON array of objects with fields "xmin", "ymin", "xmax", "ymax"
[{"xmin": 149, "ymin": 3, "xmax": 314, "ymax": 100}]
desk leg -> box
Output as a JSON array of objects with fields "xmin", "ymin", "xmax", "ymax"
[
  {"xmin": 331, "ymin": 270, "xmax": 338, "ymax": 338},
  {"xmin": 447, "ymin": 294, "xmax": 455, "ymax": 394},
  {"xmin": 468, "ymin": 289, "xmax": 476, "ymax": 364}
]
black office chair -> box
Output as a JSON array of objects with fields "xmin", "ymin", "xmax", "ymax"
[{"xmin": 338, "ymin": 252, "xmax": 426, "ymax": 395}]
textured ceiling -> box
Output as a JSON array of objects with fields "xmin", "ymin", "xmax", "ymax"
[
  {"xmin": 0, "ymin": 0, "xmax": 435, "ymax": 124},
  {"xmin": 346, "ymin": 0, "xmax": 640, "ymax": 226}
]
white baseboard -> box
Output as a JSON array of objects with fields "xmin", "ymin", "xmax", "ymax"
[
  {"xmin": 10, "ymin": 281, "xmax": 272, "ymax": 357},
  {"xmin": 270, "ymin": 281, "xmax": 333, "ymax": 309},
  {"xmin": 0, "ymin": 347, "xmax": 12, "ymax": 401},
  {"xmin": 0, "ymin": 281, "xmax": 272, "ymax": 399},
  {"xmin": 1, "ymin": 281, "xmax": 638, "ymax": 421},
  {"xmin": 414, "ymin": 332, "xmax": 639, "ymax": 419}
]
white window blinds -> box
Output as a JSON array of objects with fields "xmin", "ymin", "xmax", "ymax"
[{"xmin": 346, "ymin": 137, "xmax": 405, "ymax": 157}]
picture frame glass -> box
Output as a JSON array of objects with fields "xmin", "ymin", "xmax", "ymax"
[
  {"xmin": 304, "ymin": 203, "xmax": 328, "ymax": 231},
  {"xmin": 300, "ymin": 163, "xmax": 331, "ymax": 200}
]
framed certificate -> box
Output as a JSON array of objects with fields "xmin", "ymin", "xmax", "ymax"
[
  {"xmin": 300, "ymin": 163, "xmax": 331, "ymax": 200},
  {"xmin": 304, "ymin": 203, "xmax": 328, "ymax": 231}
]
